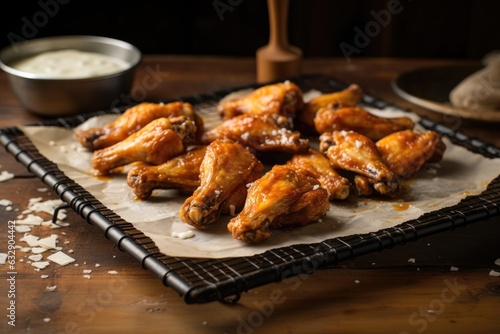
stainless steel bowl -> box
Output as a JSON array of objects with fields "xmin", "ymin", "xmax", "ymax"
[{"xmin": 0, "ymin": 35, "xmax": 141, "ymax": 116}]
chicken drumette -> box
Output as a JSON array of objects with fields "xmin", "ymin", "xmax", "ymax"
[
  {"xmin": 217, "ymin": 81, "xmax": 304, "ymax": 120},
  {"xmin": 127, "ymin": 146, "xmax": 207, "ymax": 199},
  {"xmin": 202, "ymin": 114, "xmax": 309, "ymax": 154},
  {"xmin": 91, "ymin": 116, "xmax": 196, "ymax": 175},
  {"xmin": 286, "ymin": 148, "xmax": 350, "ymax": 200},
  {"xmin": 319, "ymin": 130, "xmax": 399, "ymax": 196},
  {"xmin": 179, "ymin": 139, "xmax": 263, "ymax": 229},
  {"xmin": 76, "ymin": 101, "xmax": 203, "ymax": 151},
  {"xmin": 314, "ymin": 107, "xmax": 415, "ymax": 141},
  {"xmin": 376, "ymin": 130, "xmax": 446, "ymax": 178},
  {"xmin": 227, "ymin": 164, "xmax": 330, "ymax": 244},
  {"xmin": 298, "ymin": 84, "xmax": 364, "ymax": 130}
]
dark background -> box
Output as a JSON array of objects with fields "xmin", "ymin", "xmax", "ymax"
[{"xmin": 1, "ymin": 0, "xmax": 499, "ymax": 60}]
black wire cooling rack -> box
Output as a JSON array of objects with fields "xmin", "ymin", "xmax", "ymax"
[{"xmin": 1, "ymin": 74, "xmax": 499, "ymax": 304}]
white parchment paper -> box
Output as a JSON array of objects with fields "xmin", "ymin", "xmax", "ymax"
[{"xmin": 19, "ymin": 105, "xmax": 500, "ymax": 258}]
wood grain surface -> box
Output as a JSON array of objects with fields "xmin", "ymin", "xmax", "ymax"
[{"xmin": 0, "ymin": 56, "xmax": 499, "ymax": 334}]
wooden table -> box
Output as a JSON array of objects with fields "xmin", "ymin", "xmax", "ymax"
[{"xmin": 1, "ymin": 56, "xmax": 499, "ymax": 333}]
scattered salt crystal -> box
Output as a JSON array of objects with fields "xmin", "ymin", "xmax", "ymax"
[
  {"xmin": 450, "ymin": 266, "xmax": 459, "ymax": 272},
  {"xmin": 0, "ymin": 170, "xmax": 15, "ymax": 182},
  {"xmin": 95, "ymin": 263, "xmax": 101, "ymax": 268},
  {"xmin": 495, "ymin": 259, "xmax": 500, "ymax": 266},
  {"xmin": 38, "ymin": 235, "xmax": 58, "ymax": 250},
  {"xmin": 15, "ymin": 225, "xmax": 32, "ymax": 233},
  {"xmin": 0, "ymin": 253, "xmax": 7, "ymax": 264},
  {"xmin": 31, "ymin": 247, "xmax": 48, "ymax": 254},
  {"xmin": 47, "ymin": 251, "xmax": 75, "ymax": 266},
  {"xmin": 17, "ymin": 214, "xmax": 44, "ymax": 226},
  {"xmin": 355, "ymin": 140, "xmax": 363, "ymax": 149},
  {"xmin": 83, "ymin": 275, "xmax": 91, "ymax": 280},
  {"xmin": 68, "ymin": 249, "xmax": 74, "ymax": 254},
  {"xmin": 28, "ymin": 254, "xmax": 43, "ymax": 262},
  {"xmin": 354, "ymin": 280, "xmax": 360, "ymax": 284},
  {"xmin": 172, "ymin": 230, "xmax": 195, "ymax": 239},
  {"xmin": 32, "ymin": 261, "xmax": 50, "ymax": 270},
  {"xmin": 41, "ymin": 275, "xmax": 49, "ymax": 279},
  {"xmin": 21, "ymin": 234, "xmax": 40, "ymax": 247},
  {"xmin": 83, "ymin": 269, "xmax": 92, "ymax": 274},
  {"xmin": 37, "ymin": 188, "xmax": 48, "ymax": 192},
  {"xmin": 107, "ymin": 270, "xmax": 118, "ymax": 275},
  {"xmin": 46, "ymin": 286, "xmax": 57, "ymax": 292},
  {"xmin": 489, "ymin": 270, "xmax": 500, "ymax": 277},
  {"xmin": 49, "ymin": 140, "xmax": 56, "ymax": 146},
  {"xmin": 43, "ymin": 318, "xmax": 51, "ymax": 323},
  {"xmin": 20, "ymin": 247, "xmax": 31, "ymax": 253},
  {"xmin": 408, "ymin": 258, "xmax": 416, "ymax": 263},
  {"xmin": 0, "ymin": 199, "xmax": 13, "ymax": 206},
  {"xmin": 427, "ymin": 309, "xmax": 435, "ymax": 314}
]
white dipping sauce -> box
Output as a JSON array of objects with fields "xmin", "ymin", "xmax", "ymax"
[{"xmin": 12, "ymin": 49, "xmax": 129, "ymax": 79}]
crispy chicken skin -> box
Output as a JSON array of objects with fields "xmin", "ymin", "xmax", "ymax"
[
  {"xmin": 91, "ymin": 117, "xmax": 196, "ymax": 175},
  {"xmin": 179, "ymin": 139, "xmax": 263, "ymax": 229},
  {"xmin": 76, "ymin": 102, "xmax": 203, "ymax": 151},
  {"xmin": 126, "ymin": 146, "xmax": 207, "ymax": 199},
  {"xmin": 314, "ymin": 106, "xmax": 415, "ymax": 141},
  {"xmin": 286, "ymin": 148, "xmax": 350, "ymax": 200},
  {"xmin": 376, "ymin": 130, "xmax": 446, "ymax": 178},
  {"xmin": 216, "ymin": 81, "xmax": 304, "ymax": 120},
  {"xmin": 319, "ymin": 130, "xmax": 399, "ymax": 196},
  {"xmin": 298, "ymin": 84, "xmax": 364, "ymax": 130},
  {"xmin": 227, "ymin": 165, "xmax": 330, "ymax": 244},
  {"xmin": 202, "ymin": 114, "xmax": 309, "ymax": 154}
]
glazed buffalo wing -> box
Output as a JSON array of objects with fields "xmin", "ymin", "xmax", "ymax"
[
  {"xmin": 227, "ymin": 164, "xmax": 330, "ymax": 244},
  {"xmin": 298, "ymin": 84, "xmax": 364, "ymax": 130},
  {"xmin": 286, "ymin": 149, "xmax": 350, "ymax": 200},
  {"xmin": 76, "ymin": 101, "xmax": 203, "ymax": 151},
  {"xmin": 202, "ymin": 114, "xmax": 309, "ymax": 154},
  {"xmin": 376, "ymin": 130, "xmax": 446, "ymax": 178},
  {"xmin": 127, "ymin": 146, "xmax": 207, "ymax": 199},
  {"xmin": 216, "ymin": 81, "xmax": 304, "ymax": 120},
  {"xmin": 320, "ymin": 130, "xmax": 399, "ymax": 196},
  {"xmin": 314, "ymin": 107, "xmax": 415, "ymax": 141},
  {"xmin": 91, "ymin": 116, "xmax": 196, "ymax": 175},
  {"xmin": 179, "ymin": 139, "xmax": 263, "ymax": 229}
]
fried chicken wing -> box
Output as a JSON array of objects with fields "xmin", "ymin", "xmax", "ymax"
[
  {"xmin": 76, "ymin": 101, "xmax": 203, "ymax": 151},
  {"xmin": 376, "ymin": 130, "xmax": 446, "ymax": 178},
  {"xmin": 298, "ymin": 84, "xmax": 363, "ymax": 130},
  {"xmin": 286, "ymin": 149, "xmax": 350, "ymax": 200},
  {"xmin": 179, "ymin": 139, "xmax": 263, "ymax": 229},
  {"xmin": 91, "ymin": 116, "xmax": 196, "ymax": 175},
  {"xmin": 319, "ymin": 131, "xmax": 399, "ymax": 196},
  {"xmin": 217, "ymin": 81, "xmax": 304, "ymax": 120},
  {"xmin": 202, "ymin": 114, "xmax": 309, "ymax": 154},
  {"xmin": 126, "ymin": 146, "xmax": 207, "ymax": 199},
  {"xmin": 314, "ymin": 107, "xmax": 415, "ymax": 141},
  {"xmin": 227, "ymin": 164, "xmax": 330, "ymax": 244}
]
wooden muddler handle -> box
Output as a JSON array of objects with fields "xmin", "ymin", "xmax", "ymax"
[{"xmin": 256, "ymin": 0, "xmax": 302, "ymax": 83}]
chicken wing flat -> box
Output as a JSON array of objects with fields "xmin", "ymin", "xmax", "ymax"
[
  {"xmin": 319, "ymin": 130, "xmax": 399, "ymax": 196},
  {"xmin": 126, "ymin": 146, "xmax": 207, "ymax": 199},
  {"xmin": 76, "ymin": 101, "xmax": 203, "ymax": 151},
  {"xmin": 286, "ymin": 148, "xmax": 350, "ymax": 200},
  {"xmin": 202, "ymin": 114, "xmax": 309, "ymax": 154},
  {"xmin": 314, "ymin": 106, "xmax": 415, "ymax": 141},
  {"xmin": 227, "ymin": 164, "xmax": 330, "ymax": 244},
  {"xmin": 179, "ymin": 139, "xmax": 263, "ymax": 229},
  {"xmin": 298, "ymin": 84, "xmax": 363, "ymax": 130},
  {"xmin": 216, "ymin": 81, "xmax": 304, "ymax": 120},
  {"xmin": 376, "ymin": 130, "xmax": 446, "ymax": 178},
  {"xmin": 91, "ymin": 116, "xmax": 196, "ymax": 175}
]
